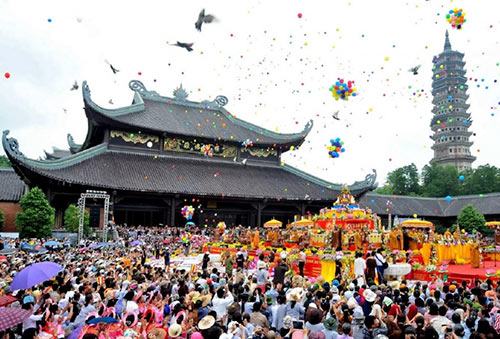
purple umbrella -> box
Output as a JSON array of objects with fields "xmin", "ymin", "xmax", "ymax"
[
  {"xmin": 130, "ymin": 240, "xmax": 141, "ymax": 246},
  {"xmin": 67, "ymin": 324, "xmax": 84, "ymax": 339},
  {"xmin": 10, "ymin": 261, "xmax": 62, "ymax": 291}
]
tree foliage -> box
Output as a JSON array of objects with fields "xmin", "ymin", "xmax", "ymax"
[
  {"xmin": 0, "ymin": 155, "xmax": 11, "ymax": 167},
  {"xmin": 64, "ymin": 204, "xmax": 91, "ymax": 235},
  {"xmin": 457, "ymin": 205, "xmax": 488, "ymax": 235},
  {"xmin": 15, "ymin": 187, "xmax": 54, "ymax": 239},
  {"xmin": 376, "ymin": 163, "xmax": 500, "ymax": 197},
  {"xmin": 0, "ymin": 210, "xmax": 4, "ymax": 232}
]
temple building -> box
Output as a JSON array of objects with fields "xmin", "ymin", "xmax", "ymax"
[
  {"xmin": 430, "ymin": 31, "xmax": 476, "ymax": 171},
  {"xmin": 2, "ymin": 80, "xmax": 377, "ymax": 229}
]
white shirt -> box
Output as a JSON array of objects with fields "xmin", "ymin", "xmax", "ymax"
[
  {"xmin": 125, "ymin": 300, "xmax": 139, "ymax": 313},
  {"xmin": 375, "ymin": 253, "xmax": 386, "ymax": 267},
  {"xmin": 23, "ymin": 314, "xmax": 43, "ymax": 332},
  {"xmin": 354, "ymin": 257, "xmax": 366, "ymax": 277},
  {"xmin": 211, "ymin": 292, "xmax": 234, "ymax": 320}
]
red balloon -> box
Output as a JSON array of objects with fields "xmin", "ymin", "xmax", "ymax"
[
  {"xmin": 335, "ymin": 85, "xmax": 339, "ymax": 90},
  {"xmin": 297, "ymin": 13, "xmax": 302, "ymax": 18},
  {"xmin": 339, "ymin": 79, "xmax": 344, "ymax": 83},
  {"xmin": 4, "ymin": 72, "xmax": 10, "ymax": 79},
  {"xmin": 348, "ymin": 89, "xmax": 353, "ymax": 93}
]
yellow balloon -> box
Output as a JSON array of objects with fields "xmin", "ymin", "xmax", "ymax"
[{"xmin": 413, "ymin": 214, "xmax": 417, "ymax": 218}]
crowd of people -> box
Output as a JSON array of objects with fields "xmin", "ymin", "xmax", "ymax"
[{"xmin": 1, "ymin": 226, "xmax": 500, "ymax": 339}]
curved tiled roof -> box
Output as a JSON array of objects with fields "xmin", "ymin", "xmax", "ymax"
[
  {"xmin": 0, "ymin": 167, "xmax": 26, "ymax": 202},
  {"xmin": 82, "ymin": 80, "xmax": 313, "ymax": 148},
  {"xmin": 359, "ymin": 193, "xmax": 500, "ymax": 217},
  {"xmin": 2, "ymin": 130, "xmax": 376, "ymax": 201}
]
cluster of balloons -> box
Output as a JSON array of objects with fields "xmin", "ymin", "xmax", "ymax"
[
  {"xmin": 181, "ymin": 205, "xmax": 195, "ymax": 220},
  {"xmin": 446, "ymin": 8, "xmax": 466, "ymax": 29},
  {"xmin": 327, "ymin": 138, "xmax": 345, "ymax": 158},
  {"xmin": 181, "ymin": 232, "xmax": 192, "ymax": 244},
  {"xmin": 201, "ymin": 144, "xmax": 214, "ymax": 157},
  {"xmin": 329, "ymin": 79, "xmax": 357, "ymax": 101},
  {"xmin": 242, "ymin": 139, "xmax": 253, "ymax": 147}
]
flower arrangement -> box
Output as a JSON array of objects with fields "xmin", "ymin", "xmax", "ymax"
[
  {"xmin": 321, "ymin": 253, "xmax": 336, "ymax": 262},
  {"xmin": 425, "ymin": 264, "xmax": 437, "ymax": 273},
  {"xmin": 412, "ymin": 263, "xmax": 423, "ymax": 271},
  {"xmin": 438, "ymin": 265, "xmax": 448, "ymax": 273}
]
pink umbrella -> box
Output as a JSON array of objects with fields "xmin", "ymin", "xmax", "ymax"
[{"xmin": 0, "ymin": 308, "xmax": 32, "ymax": 331}]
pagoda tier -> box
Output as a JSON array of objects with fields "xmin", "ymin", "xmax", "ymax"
[
  {"xmin": 2, "ymin": 130, "xmax": 377, "ymax": 201},
  {"xmin": 430, "ymin": 31, "xmax": 475, "ymax": 171},
  {"xmin": 81, "ymin": 80, "xmax": 313, "ymax": 152}
]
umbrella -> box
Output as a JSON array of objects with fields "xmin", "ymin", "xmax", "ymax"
[
  {"xmin": 0, "ymin": 256, "xmax": 7, "ymax": 261},
  {"xmin": 44, "ymin": 241, "xmax": 61, "ymax": 247},
  {"xmin": 0, "ymin": 295, "xmax": 17, "ymax": 307},
  {"xmin": 0, "ymin": 308, "xmax": 32, "ymax": 332},
  {"xmin": 10, "ymin": 261, "xmax": 62, "ymax": 291},
  {"xmin": 87, "ymin": 317, "xmax": 118, "ymax": 325},
  {"xmin": 88, "ymin": 244, "xmax": 99, "ymax": 249},
  {"xmin": 185, "ymin": 221, "xmax": 196, "ymax": 226},
  {"xmin": 0, "ymin": 248, "xmax": 16, "ymax": 255},
  {"xmin": 67, "ymin": 324, "xmax": 84, "ymax": 339},
  {"xmin": 130, "ymin": 240, "xmax": 141, "ymax": 246}
]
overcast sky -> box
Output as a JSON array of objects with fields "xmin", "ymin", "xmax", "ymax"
[{"xmin": 1, "ymin": 0, "xmax": 499, "ymax": 186}]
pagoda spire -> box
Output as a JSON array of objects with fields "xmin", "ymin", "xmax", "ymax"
[{"xmin": 444, "ymin": 30, "xmax": 451, "ymax": 50}]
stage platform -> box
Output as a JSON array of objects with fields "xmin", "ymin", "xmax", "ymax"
[{"xmin": 443, "ymin": 261, "xmax": 499, "ymax": 284}]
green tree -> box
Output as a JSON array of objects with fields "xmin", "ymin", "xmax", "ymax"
[
  {"xmin": 0, "ymin": 210, "xmax": 4, "ymax": 232},
  {"xmin": 376, "ymin": 163, "xmax": 420, "ymax": 196},
  {"xmin": 460, "ymin": 165, "xmax": 500, "ymax": 195},
  {"xmin": 15, "ymin": 187, "xmax": 54, "ymax": 239},
  {"xmin": 64, "ymin": 204, "xmax": 91, "ymax": 235},
  {"xmin": 421, "ymin": 164, "xmax": 460, "ymax": 197},
  {"xmin": 456, "ymin": 205, "xmax": 488, "ymax": 235},
  {"xmin": 0, "ymin": 155, "xmax": 11, "ymax": 167}
]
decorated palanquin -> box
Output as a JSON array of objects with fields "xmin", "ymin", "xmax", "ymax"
[{"xmin": 314, "ymin": 185, "xmax": 382, "ymax": 250}]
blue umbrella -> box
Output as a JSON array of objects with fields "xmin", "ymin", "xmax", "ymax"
[
  {"xmin": 185, "ymin": 221, "xmax": 196, "ymax": 226},
  {"xmin": 87, "ymin": 317, "xmax": 118, "ymax": 325},
  {"xmin": 45, "ymin": 241, "xmax": 61, "ymax": 247},
  {"xmin": 130, "ymin": 240, "xmax": 141, "ymax": 246},
  {"xmin": 10, "ymin": 262, "xmax": 62, "ymax": 291}
]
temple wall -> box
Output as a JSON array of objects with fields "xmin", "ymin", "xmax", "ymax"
[{"xmin": 0, "ymin": 202, "xmax": 22, "ymax": 232}]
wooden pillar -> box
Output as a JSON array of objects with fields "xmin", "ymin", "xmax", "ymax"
[
  {"xmin": 257, "ymin": 202, "xmax": 262, "ymax": 228},
  {"xmin": 300, "ymin": 203, "xmax": 306, "ymax": 216},
  {"xmin": 169, "ymin": 197, "xmax": 176, "ymax": 226}
]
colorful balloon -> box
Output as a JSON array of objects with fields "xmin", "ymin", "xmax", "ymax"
[
  {"xmin": 326, "ymin": 138, "xmax": 345, "ymax": 158},
  {"xmin": 181, "ymin": 205, "xmax": 195, "ymax": 220},
  {"xmin": 201, "ymin": 144, "xmax": 214, "ymax": 157},
  {"xmin": 329, "ymin": 79, "xmax": 357, "ymax": 101},
  {"xmin": 242, "ymin": 139, "xmax": 253, "ymax": 147},
  {"xmin": 446, "ymin": 8, "xmax": 466, "ymax": 30}
]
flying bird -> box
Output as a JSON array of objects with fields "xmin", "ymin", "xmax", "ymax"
[
  {"xmin": 170, "ymin": 41, "xmax": 194, "ymax": 52},
  {"xmin": 332, "ymin": 110, "xmax": 340, "ymax": 120},
  {"xmin": 408, "ymin": 65, "xmax": 421, "ymax": 75},
  {"xmin": 109, "ymin": 99, "xmax": 114, "ymax": 105},
  {"xmin": 195, "ymin": 9, "xmax": 216, "ymax": 31},
  {"xmin": 70, "ymin": 81, "xmax": 78, "ymax": 91},
  {"xmin": 105, "ymin": 60, "xmax": 120, "ymax": 74}
]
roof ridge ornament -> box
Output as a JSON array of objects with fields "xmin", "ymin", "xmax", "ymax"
[
  {"xmin": 173, "ymin": 84, "xmax": 189, "ymax": 101},
  {"xmin": 2, "ymin": 130, "xmax": 25, "ymax": 159},
  {"xmin": 129, "ymin": 80, "xmax": 147, "ymax": 92}
]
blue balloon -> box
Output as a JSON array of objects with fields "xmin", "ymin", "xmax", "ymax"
[
  {"xmin": 341, "ymin": 148, "xmax": 345, "ymax": 152},
  {"xmin": 459, "ymin": 175, "xmax": 465, "ymax": 181},
  {"xmin": 445, "ymin": 195, "xmax": 452, "ymax": 202},
  {"xmin": 352, "ymin": 93, "xmax": 357, "ymax": 96}
]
